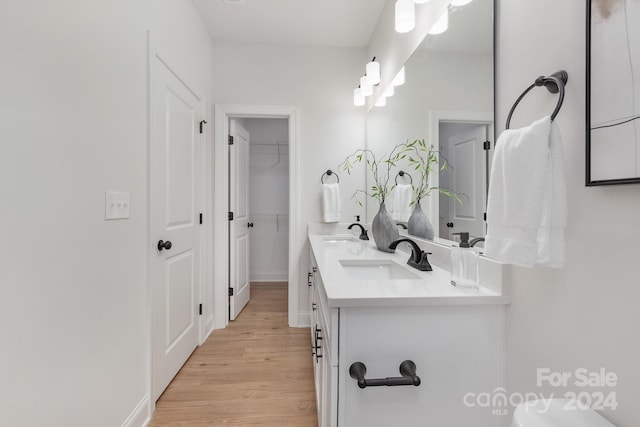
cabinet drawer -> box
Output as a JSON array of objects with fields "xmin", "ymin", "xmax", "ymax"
[{"xmin": 314, "ymin": 273, "xmax": 338, "ymax": 367}]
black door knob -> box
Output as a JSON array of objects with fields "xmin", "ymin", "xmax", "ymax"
[
  {"xmin": 446, "ymin": 222, "xmax": 454, "ymax": 228},
  {"xmin": 157, "ymin": 240, "xmax": 172, "ymax": 251},
  {"xmin": 247, "ymin": 222, "xmax": 254, "ymax": 228}
]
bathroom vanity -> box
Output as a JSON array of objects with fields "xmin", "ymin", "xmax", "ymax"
[{"xmin": 308, "ymin": 232, "xmax": 509, "ymax": 427}]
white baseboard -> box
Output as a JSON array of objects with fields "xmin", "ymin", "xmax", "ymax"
[
  {"xmin": 298, "ymin": 311, "xmax": 310, "ymax": 328},
  {"xmin": 121, "ymin": 394, "xmax": 150, "ymax": 427},
  {"xmin": 250, "ymin": 272, "xmax": 288, "ymax": 282}
]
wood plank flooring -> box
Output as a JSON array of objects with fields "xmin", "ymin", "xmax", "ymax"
[{"xmin": 149, "ymin": 282, "xmax": 318, "ymax": 426}]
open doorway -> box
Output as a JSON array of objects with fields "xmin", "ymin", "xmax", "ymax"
[
  {"xmin": 228, "ymin": 117, "xmax": 290, "ymax": 320},
  {"xmin": 213, "ymin": 105, "xmax": 300, "ymax": 330}
]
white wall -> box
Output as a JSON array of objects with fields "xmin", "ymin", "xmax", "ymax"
[
  {"xmin": 245, "ymin": 118, "xmax": 289, "ymax": 282},
  {"xmin": 211, "ymin": 42, "xmax": 367, "ymax": 318},
  {"xmin": 498, "ymin": 1, "xmax": 640, "ymax": 425},
  {"xmin": 0, "ymin": 0, "xmax": 213, "ymax": 425}
]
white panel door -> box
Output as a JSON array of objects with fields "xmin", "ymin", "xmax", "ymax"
[
  {"xmin": 151, "ymin": 54, "xmax": 202, "ymax": 400},
  {"xmin": 447, "ymin": 125, "xmax": 487, "ymax": 240},
  {"xmin": 229, "ymin": 119, "xmax": 251, "ymax": 320}
]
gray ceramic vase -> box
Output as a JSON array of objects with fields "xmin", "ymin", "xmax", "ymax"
[
  {"xmin": 372, "ymin": 202, "xmax": 400, "ymax": 252},
  {"xmin": 407, "ymin": 200, "xmax": 434, "ymax": 240}
]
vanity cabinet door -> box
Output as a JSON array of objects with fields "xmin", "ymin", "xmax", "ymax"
[{"xmin": 338, "ymin": 305, "xmax": 504, "ymax": 427}]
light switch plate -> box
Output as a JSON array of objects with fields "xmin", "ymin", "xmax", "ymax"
[{"xmin": 105, "ymin": 191, "xmax": 130, "ymax": 220}]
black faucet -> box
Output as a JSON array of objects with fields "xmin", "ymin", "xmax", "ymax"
[
  {"xmin": 397, "ymin": 223, "xmax": 408, "ymax": 229},
  {"xmin": 388, "ymin": 238, "xmax": 432, "ymax": 271},
  {"xmin": 469, "ymin": 237, "xmax": 485, "ymax": 248},
  {"xmin": 348, "ymin": 223, "xmax": 369, "ymax": 241}
]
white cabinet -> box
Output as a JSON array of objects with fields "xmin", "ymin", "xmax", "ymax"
[
  {"xmin": 309, "ymin": 253, "xmax": 338, "ymax": 427},
  {"xmin": 309, "ymin": 247, "xmax": 505, "ymax": 427}
]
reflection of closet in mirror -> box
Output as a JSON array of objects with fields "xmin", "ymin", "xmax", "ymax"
[{"xmin": 364, "ymin": 0, "xmax": 494, "ymax": 243}]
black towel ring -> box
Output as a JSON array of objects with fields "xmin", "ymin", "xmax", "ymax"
[
  {"xmin": 506, "ymin": 70, "xmax": 568, "ymax": 130},
  {"xmin": 395, "ymin": 170, "xmax": 413, "ymax": 185},
  {"xmin": 321, "ymin": 169, "xmax": 339, "ymax": 184}
]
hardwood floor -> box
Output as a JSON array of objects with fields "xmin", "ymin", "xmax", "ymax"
[{"xmin": 149, "ymin": 282, "xmax": 318, "ymax": 426}]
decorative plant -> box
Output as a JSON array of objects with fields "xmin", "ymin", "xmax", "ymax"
[
  {"xmin": 339, "ymin": 144, "xmax": 407, "ymax": 206},
  {"xmin": 339, "ymin": 139, "xmax": 462, "ymax": 207},
  {"xmin": 400, "ymin": 138, "xmax": 462, "ymax": 205}
]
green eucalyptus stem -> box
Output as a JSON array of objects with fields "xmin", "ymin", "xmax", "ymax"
[{"xmin": 338, "ymin": 139, "xmax": 462, "ymax": 208}]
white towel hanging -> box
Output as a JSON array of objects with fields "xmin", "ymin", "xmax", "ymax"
[{"xmin": 484, "ymin": 115, "xmax": 567, "ymax": 268}]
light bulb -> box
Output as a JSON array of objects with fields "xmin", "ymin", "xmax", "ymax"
[
  {"xmin": 384, "ymin": 85, "xmax": 395, "ymax": 97},
  {"xmin": 392, "ymin": 66, "xmax": 405, "ymax": 86},
  {"xmin": 375, "ymin": 96, "xmax": 387, "ymax": 107},
  {"xmin": 429, "ymin": 9, "xmax": 448, "ymax": 35},
  {"xmin": 365, "ymin": 60, "xmax": 380, "ymax": 86},
  {"xmin": 360, "ymin": 76, "xmax": 373, "ymax": 96},
  {"xmin": 395, "ymin": 0, "xmax": 415, "ymax": 33},
  {"xmin": 451, "ymin": 0, "xmax": 472, "ymax": 5},
  {"xmin": 353, "ymin": 88, "xmax": 365, "ymax": 106}
]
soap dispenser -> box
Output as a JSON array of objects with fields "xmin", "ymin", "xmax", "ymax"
[{"xmin": 450, "ymin": 232, "xmax": 479, "ymax": 289}]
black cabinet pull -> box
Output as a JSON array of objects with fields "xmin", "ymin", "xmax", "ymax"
[
  {"xmin": 349, "ymin": 360, "xmax": 421, "ymax": 389},
  {"xmin": 446, "ymin": 222, "xmax": 454, "ymax": 228},
  {"xmin": 247, "ymin": 222, "xmax": 254, "ymax": 228},
  {"xmin": 157, "ymin": 240, "xmax": 172, "ymax": 251}
]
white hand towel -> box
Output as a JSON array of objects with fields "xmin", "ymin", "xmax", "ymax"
[
  {"xmin": 322, "ymin": 183, "xmax": 341, "ymax": 223},
  {"xmin": 484, "ymin": 116, "xmax": 567, "ymax": 268},
  {"xmin": 390, "ymin": 184, "xmax": 413, "ymax": 222}
]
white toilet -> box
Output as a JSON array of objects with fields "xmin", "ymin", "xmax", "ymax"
[{"xmin": 512, "ymin": 399, "xmax": 616, "ymax": 427}]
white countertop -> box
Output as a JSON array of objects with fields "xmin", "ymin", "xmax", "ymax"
[{"xmin": 309, "ymin": 233, "xmax": 510, "ymax": 308}]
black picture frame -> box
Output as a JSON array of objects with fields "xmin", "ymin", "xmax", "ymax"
[{"xmin": 586, "ymin": 0, "xmax": 640, "ymax": 186}]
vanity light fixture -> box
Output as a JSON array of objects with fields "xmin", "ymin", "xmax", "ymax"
[
  {"xmin": 375, "ymin": 96, "xmax": 387, "ymax": 107},
  {"xmin": 395, "ymin": 0, "xmax": 415, "ymax": 33},
  {"xmin": 392, "ymin": 66, "xmax": 406, "ymax": 86},
  {"xmin": 428, "ymin": 8, "xmax": 449, "ymax": 35},
  {"xmin": 353, "ymin": 87, "xmax": 366, "ymax": 106},
  {"xmin": 360, "ymin": 76, "xmax": 373, "ymax": 96},
  {"xmin": 451, "ymin": 0, "xmax": 473, "ymax": 5},
  {"xmin": 365, "ymin": 57, "xmax": 381, "ymax": 86}
]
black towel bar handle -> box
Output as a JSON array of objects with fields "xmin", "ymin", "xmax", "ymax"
[
  {"xmin": 321, "ymin": 169, "xmax": 339, "ymax": 184},
  {"xmin": 506, "ymin": 70, "xmax": 568, "ymax": 129},
  {"xmin": 349, "ymin": 360, "xmax": 421, "ymax": 389},
  {"xmin": 395, "ymin": 170, "xmax": 413, "ymax": 185}
]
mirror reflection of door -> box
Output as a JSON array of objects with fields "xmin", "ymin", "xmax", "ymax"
[{"xmin": 439, "ymin": 123, "xmax": 490, "ymax": 241}]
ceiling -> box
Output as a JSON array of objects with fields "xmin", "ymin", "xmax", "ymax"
[{"xmin": 191, "ymin": 0, "xmax": 388, "ymax": 48}]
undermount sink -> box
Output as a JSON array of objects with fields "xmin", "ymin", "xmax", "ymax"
[
  {"xmin": 339, "ymin": 259, "xmax": 421, "ymax": 280},
  {"xmin": 323, "ymin": 236, "xmax": 358, "ymax": 243}
]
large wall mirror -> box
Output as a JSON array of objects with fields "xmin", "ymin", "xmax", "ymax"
[{"xmin": 365, "ymin": 0, "xmax": 495, "ymax": 245}]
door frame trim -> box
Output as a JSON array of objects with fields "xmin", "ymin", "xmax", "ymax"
[
  {"xmin": 428, "ymin": 110, "xmax": 494, "ymax": 240},
  {"xmin": 213, "ymin": 104, "xmax": 300, "ymax": 329}
]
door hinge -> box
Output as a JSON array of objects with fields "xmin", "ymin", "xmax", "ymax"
[
  {"xmin": 199, "ymin": 303, "xmax": 203, "ymax": 315},
  {"xmin": 199, "ymin": 120, "xmax": 207, "ymax": 134},
  {"xmin": 228, "ymin": 211, "xmax": 234, "ymax": 221},
  {"xmin": 199, "ymin": 213, "xmax": 203, "ymax": 224},
  {"xmin": 228, "ymin": 287, "xmax": 234, "ymax": 296},
  {"xmin": 228, "ymin": 135, "xmax": 234, "ymax": 145},
  {"xmin": 484, "ymin": 212, "xmax": 487, "ymax": 221},
  {"xmin": 483, "ymin": 140, "xmax": 491, "ymax": 150}
]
